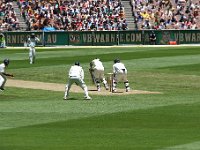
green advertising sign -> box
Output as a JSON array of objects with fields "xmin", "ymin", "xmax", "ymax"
[
  {"xmin": 44, "ymin": 32, "xmax": 69, "ymax": 46},
  {"xmin": 68, "ymin": 31, "xmax": 91, "ymax": 46},
  {"xmin": 92, "ymin": 31, "xmax": 118, "ymax": 46},
  {"xmin": 68, "ymin": 31, "xmax": 142, "ymax": 46},
  {"xmin": 5, "ymin": 32, "xmax": 43, "ymax": 46},
  {"xmin": 3, "ymin": 30, "xmax": 200, "ymax": 46},
  {"xmin": 68, "ymin": 31, "xmax": 119, "ymax": 46},
  {"xmin": 118, "ymin": 30, "xmax": 142, "ymax": 45},
  {"xmin": 176, "ymin": 30, "xmax": 200, "ymax": 44},
  {"xmin": 156, "ymin": 30, "xmax": 179, "ymax": 45},
  {"xmin": 155, "ymin": 30, "xmax": 200, "ymax": 44}
]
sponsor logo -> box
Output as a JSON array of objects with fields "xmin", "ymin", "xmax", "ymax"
[
  {"xmin": 160, "ymin": 31, "xmax": 171, "ymax": 44},
  {"xmin": 69, "ymin": 34, "xmax": 80, "ymax": 43}
]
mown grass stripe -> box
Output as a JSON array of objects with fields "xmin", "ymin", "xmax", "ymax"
[{"xmin": 1, "ymin": 102, "xmax": 200, "ymax": 149}]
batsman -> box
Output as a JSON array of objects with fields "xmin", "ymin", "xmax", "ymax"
[{"xmin": 89, "ymin": 58, "xmax": 109, "ymax": 91}]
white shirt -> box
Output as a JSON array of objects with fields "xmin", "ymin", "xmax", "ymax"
[
  {"xmin": 27, "ymin": 37, "xmax": 40, "ymax": 47},
  {"xmin": 0, "ymin": 63, "xmax": 5, "ymax": 73},
  {"xmin": 68, "ymin": 65, "xmax": 84, "ymax": 79},
  {"xmin": 91, "ymin": 59, "xmax": 104, "ymax": 70},
  {"xmin": 113, "ymin": 62, "xmax": 127, "ymax": 74}
]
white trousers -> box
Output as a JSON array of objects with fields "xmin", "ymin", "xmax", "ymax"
[
  {"xmin": 64, "ymin": 77, "xmax": 89, "ymax": 98},
  {"xmin": 0, "ymin": 73, "xmax": 6, "ymax": 88},
  {"xmin": 113, "ymin": 72, "xmax": 130, "ymax": 91},
  {"xmin": 92, "ymin": 69, "xmax": 108, "ymax": 90},
  {"xmin": 93, "ymin": 69, "xmax": 107, "ymax": 83},
  {"xmin": 114, "ymin": 73, "xmax": 128, "ymax": 83},
  {"xmin": 29, "ymin": 47, "xmax": 36, "ymax": 64}
]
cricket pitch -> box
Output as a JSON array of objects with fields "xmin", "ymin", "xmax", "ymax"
[{"xmin": 6, "ymin": 79, "xmax": 162, "ymax": 95}]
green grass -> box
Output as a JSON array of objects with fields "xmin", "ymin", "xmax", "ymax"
[
  {"xmin": 0, "ymin": 46, "xmax": 200, "ymax": 149},
  {"xmin": 1, "ymin": 103, "xmax": 200, "ymax": 150}
]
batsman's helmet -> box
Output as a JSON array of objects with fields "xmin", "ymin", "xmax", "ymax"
[
  {"xmin": 75, "ymin": 61, "xmax": 80, "ymax": 66},
  {"xmin": 3, "ymin": 58, "xmax": 10, "ymax": 66},
  {"xmin": 114, "ymin": 58, "xmax": 120, "ymax": 64}
]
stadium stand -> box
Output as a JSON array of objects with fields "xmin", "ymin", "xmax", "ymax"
[
  {"xmin": 0, "ymin": 0, "xmax": 21, "ymax": 31},
  {"xmin": 0, "ymin": 0, "xmax": 199, "ymax": 31},
  {"xmin": 130, "ymin": 0, "xmax": 200, "ymax": 29},
  {"xmin": 17, "ymin": 0, "xmax": 128, "ymax": 31}
]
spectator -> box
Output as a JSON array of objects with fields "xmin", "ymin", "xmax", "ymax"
[
  {"xmin": 18, "ymin": 0, "xmax": 128, "ymax": 31},
  {"xmin": 0, "ymin": 1, "xmax": 21, "ymax": 31},
  {"xmin": 130, "ymin": 0, "xmax": 200, "ymax": 30}
]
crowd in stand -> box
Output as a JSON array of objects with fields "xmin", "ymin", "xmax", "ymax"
[
  {"xmin": 0, "ymin": 0, "xmax": 20, "ymax": 31},
  {"xmin": 18, "ymin": 0, "xmax": 128, "ymax": 31},
  {"xmin": 131, "ymin": 0, "xmax": 200, "ymax": 30},
  {"xmin": 0, "ymin": 0, "xmax": 199, "ymax": 31}
]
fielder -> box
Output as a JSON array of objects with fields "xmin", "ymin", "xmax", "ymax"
[
  {"xmin": 0, "ymin": 59, "xmax": 14, "ymax": 91},
  {"xmin": 27, "ymin": 33, "xmax": 40, "ymax": 64},
  {"xmin": 64, "ymin": 62, "xmax": 91, "ymax": 100},
  {"xmin": 89, "ymin": 58, "xmax": 109, "ymax": 91},
  {"xmin": 112, "ymin": 58, "xmax": 130, "ymax": 92}
]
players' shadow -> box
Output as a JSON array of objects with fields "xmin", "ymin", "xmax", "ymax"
[
  {"xmin": 112, "ymin": 91, "xmax": 123, "ymax": 93},
  {"xmin": 88, "ymin": 89, "xmax": 98, "ymax": 91},
  {"xmin": 63, "ymin": 97, "xmax": 91, "ymax": 101},
  {"xmin": 63, "ymin": 97, "xmax": 79, "ymax": 101}
]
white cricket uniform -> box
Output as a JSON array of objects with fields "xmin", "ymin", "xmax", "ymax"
[
  {"xmin": 113, "ymin": 62, "xmax": 128, "ymax": 82},
  {"xmin": 0, "ymin": 63, "xmax": 6, "ymax": 89},
  {"xmin": 90, "ymin": 59, "xmax": 108, "ymax": 91},
  {"xmin": 27, "ymin": 37, "xmax": 40, "ymax": 64},
  {"xmin": 91, "ymin": 59, "xmax": 105, "ymax": 79},
  {"xmin": 113, "ymin": 62, "xmax": 130, "ymax": 92},
  {"xmin": 64, "ymin": 65, "xmax": 90, "ymax": 99}
]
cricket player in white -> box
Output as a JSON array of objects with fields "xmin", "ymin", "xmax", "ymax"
[
  {"xmin": 64, "ymin": 62, "xmax": 91, "ymax": 100},
  {"xmin": 27, "ymin": 33, "xmax": 40, "ymax": 64},
  {"xmin": 90, "ymin": 58, "xmax": 109, "ymax": 91},
  {"xmin": 112, "ymin": 59, "xmax": 130, "ymax": 92},
  {"xmin": 0, "ymin": 59, "xmax": 13, "ymax": 91}
]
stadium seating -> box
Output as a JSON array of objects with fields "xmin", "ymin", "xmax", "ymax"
[
  {"xmin": 0, "ymin": 0, "xmax": 199, "ymax": 31},
  {"xmin": 17, "ymin": 0, "xmax": 128, "ymax": 31},
  {"xmin": 130, "ymin": 0, "xmax": 200, "ymax": 29},
  {"xmin": 0, "ymin": 0, "xmax": 20, "ymax": 31}
]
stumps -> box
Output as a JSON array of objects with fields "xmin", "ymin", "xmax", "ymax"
[{"xmin": 106, "ymin": 73, "xmax": 113, "ymax": 92}]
